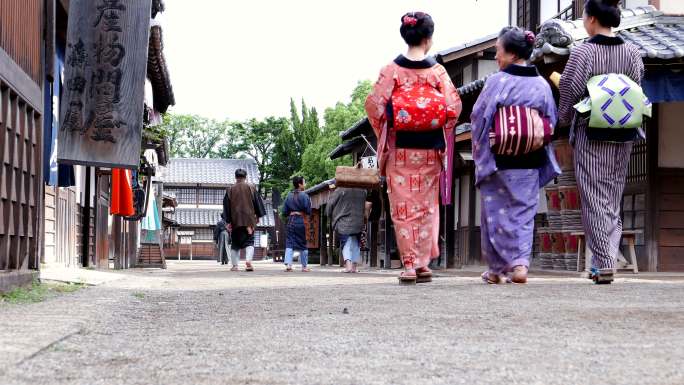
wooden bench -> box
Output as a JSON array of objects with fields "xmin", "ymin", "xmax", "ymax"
[{"xmin": 572, "ymin": 230, "xmax": 640, "ymax": 275}]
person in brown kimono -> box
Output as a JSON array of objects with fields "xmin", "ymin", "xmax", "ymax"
[{"xmin": 223, "ymin": 168, "xmax": 262, "ymax": 272}]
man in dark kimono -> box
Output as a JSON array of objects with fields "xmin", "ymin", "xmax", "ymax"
[
  {"xmin": 223, "ymin": 168, "xmax": 265, "ymax": 272},
  {"xmin": 213, "ymin": 215, "xmax": 230, "ymax": 265}
]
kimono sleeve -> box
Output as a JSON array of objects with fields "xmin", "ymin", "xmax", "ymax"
[
  {"xmin": 281, "ymin": 193, "xmax": 291, "ymax": 217},
  {"xmin": 326, "ymin": 189, "xmax": 339, "ymax": 218},
  {"xmin": 302, "ymin": 193, "xmax": 312, "ymax": 216},
  {"xmin": 365, "ymin": 64, "xmax": 396, "ymax": 138},
  {"xmin": 435, "ymin": 64, "xmax": 463, "ymax": 136},
  {"xmin": 558, "ymin": 47, "xmax": 591, "ymax": 128},
  {"xmin": 470, "ymin": 76, "xmax": 499, "ymax": 143}
]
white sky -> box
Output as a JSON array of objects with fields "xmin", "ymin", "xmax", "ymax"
[{"xmin": 161, "ymin": 0, "xmax": 509, "ymax": 121}]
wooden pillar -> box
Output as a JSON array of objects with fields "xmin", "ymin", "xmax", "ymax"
[
  {"xmin": 327, "ymin": 219, "xmax": 335, "ymax": 266},
  {"xmin": 81, "ymin": 166, "xmax": 92, "ymax": 267},
  {"xmin": 113, "ymin": 216, "xmax": 122, "ymax": 269},
  {"xmin": 383, "ymin": 191, "xmax": 393, "ymax": 269},
  {"xmin": 320, "ymin": 205, "xmax": 328, "ymax": 266},
  {"xmin": 445, "ymin": 192, "xmax": 456, "ymax": 269},
  {"xmin": 128, "ymin": 220, "xmax": 138, "ymax": 268},
  {"xmin": 370, "ymin": 220, "xmax": 378, "ymax": 267},
  {"xmin": 573, "ymin": 0, "xmax": 584, "ymax": 19},
  {"xmin": 646, "ymin": 104, "xmax": 660, "ymax": 272},
  {"xmin": 467, "ymin": 169, "xmax": 478, "ymax": 265}
]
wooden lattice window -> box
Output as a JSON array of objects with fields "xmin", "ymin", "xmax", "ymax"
[
  {"xmin": 622, "ymin": 193, "xmax": 646, "ymax": 246},
  {"xmin": 174, "ymin": 188, "xmax": 196, "ymax": 205},
  {"xmin": 627, "ymin": 140, "xmax": 647, "ymax": 184},
  {"xmin": 198, "ymin": 188, "xmax": 225, "ymax": 205},
  {"xmin": 517, "ymin": 0, "xmax": 540, "ymax": 31},
  {"xmin": 193, "ymin": 228, "xmax": 213, "ymax": 241}
]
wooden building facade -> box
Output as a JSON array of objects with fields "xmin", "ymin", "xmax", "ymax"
[
  {"xmin": 41, "ymin": 0, "xmax": 174, "ymax": 272},
  {"xmin": 0, "ymin": 0, "xmax": 46, "ymax": 290},
  {"xmin": 159, "ymin": 158, "xmax": 275, "ymax": 260}
]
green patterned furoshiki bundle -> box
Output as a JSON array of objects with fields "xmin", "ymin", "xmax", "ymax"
[{"xmin": 574, "ymin": 74, "xmax": 652, "ymax": 129}]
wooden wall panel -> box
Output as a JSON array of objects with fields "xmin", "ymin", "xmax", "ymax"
[
  {"xmin": 0, "ymin": 0, "xmax": 43, "ymax": 84},
  {"xmin": 658, "ymin": 247, "xmax": 684, "ymax": 272},
  {"xmin": 0, "ymin": 82, "xmax": 43, "ymax": 272},
  {"xmin": 659, "ymin": 230, "xmax": 684, "ymax": 247},
  {"xmin": 44, "ymin": 186, "xmax": 57, "ymax": 264},
  {"xmin": 660, "ymin": 211, "xmax": 684, "ymax": 229}
]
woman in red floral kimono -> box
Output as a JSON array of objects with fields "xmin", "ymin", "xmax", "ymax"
[{"xmin": 365, "ymin": 12, "xmax": 461, "ymax": 284}]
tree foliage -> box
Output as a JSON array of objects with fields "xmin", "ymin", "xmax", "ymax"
[
  {"xmin": 160, "ymin": 81, "xmax": 372, "ymax": 197},
  {"xmin": 160, "ymin": 114, "xmax": 229, "ymax": 158},
  {"xmin": 297, "ymin": 80, "xmax": 373, "ymax": 186}
]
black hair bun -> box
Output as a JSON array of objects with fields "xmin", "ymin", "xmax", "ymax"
[
  {"xmin": 400, "ymin": 12, "xmax": 435, "ymax": 46},
  {"xmin": 498, "ymin": 26, "xmax": 535, "ymax": 60},
  {"xmin": 585, "ymin": 0, "xmax": 621, "ymax": 28}
]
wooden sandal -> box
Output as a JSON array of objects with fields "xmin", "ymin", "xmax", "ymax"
[
  {"xmin": 481, "ymin": 271, "xmax": 504, "ymax": 284},
  {"xmin": 398, "ymin": 270, "xmax": 417, "ymax": 285},
  {"xmin": 416, "ymin": 267, "xmax": 433, "ymax": 283},
  {"xmin": 590, "ymin": 268, "xmax": 614, "ymax": 284}
]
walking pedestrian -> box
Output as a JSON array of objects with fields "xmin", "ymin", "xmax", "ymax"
[
  {"xmin": 282, "ymin": 176, "xmax": 312, "ymax": 272},
  {"xmin": 326, "ymin": 187, "xmax": 367, "ymax": 273},
  {"xmin": 470, "ymin": 27, "xmax": 560, "ymax": 284},
  {"xmin": 558, "ymin": 0, "xmax": 645, "ymax": 284},
  {"xmin": 365, "ymin": 12, "xmax": 461, "ymax": 284},
  {"xmin": 223, "ymin": 168, "xmax": 265, "ymax": 272},
  {"xmin": 213, "ymin": 215, "xmax": 230, "ymax": 265}
]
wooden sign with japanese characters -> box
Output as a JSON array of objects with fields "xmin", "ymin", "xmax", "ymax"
[
  {"xmin": 58, "ymin": 0, "xmax": 152, "ymax": 169},
  {"xmin": 305, "ymin": 209, "xmax": 320, "ymax": 249}
]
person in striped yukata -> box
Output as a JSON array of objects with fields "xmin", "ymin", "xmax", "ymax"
[
  {"xmin": 471, "ymin": 27, "xmax": 560, "ymax": 284},
  {"xmin": 558, "ymin": 0, "xmax": 644, "ymax": 284}
]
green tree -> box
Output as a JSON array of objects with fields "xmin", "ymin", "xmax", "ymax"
[
  {"xmin": 222, "ymin": 117, "xmax": 290, "ymax": 195},
  {"xmin": 297, "ymin": 80, "xmax": 373, "ymax": 186},
  {"xmin": 158, "ymin": 113, "xmax": 228, "ymax": 158}
]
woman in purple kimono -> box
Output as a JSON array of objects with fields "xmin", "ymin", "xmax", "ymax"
[{"xmin": 471, "ymin": 27, "xmax": 561, "ymax": 284}]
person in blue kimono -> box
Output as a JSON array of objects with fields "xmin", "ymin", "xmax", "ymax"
[
  {"xmin": 282, "ymin": 176, "xmax": 312, "ymax": 272},
  {"xmin": 471, "ymin": 27, "xmax": 561, "ymax": 284}
]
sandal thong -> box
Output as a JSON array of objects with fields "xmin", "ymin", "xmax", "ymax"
[
  {"xmin": 398, "ymin": 271, "xmax": 417, "ymax": 285},
  {"xmin": 416, "ymin": 267, "xmax": 433, "ymax": 283},
  {"xmin": 590, "ymin": 268, "xmax": 614, "ymax": 285},
  {"xmin": 481, "ymin": 271, "xmax": 503, "ymax": 284}
]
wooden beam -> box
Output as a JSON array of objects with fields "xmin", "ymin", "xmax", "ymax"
[
  {"xmin": 646, "ymin": 104, "xmax": 659, "ymax": 272},
  {"xmin": 370, "ymin": 220, "xmax": 378, "ymax": 267},
  {"xmin": 45, "ymin": 0, "xmax": 56, "ymax": 82},
  {"xmin": 0, "ymin": 49, "xmax": 43, "ymax": 114},
  {"xmin": 455, "ymin": 132, "xmax": 472, "ymax": 143},
  {"xmin": 320, "ymin": 205, "xmax": 328, "ymax": 266}
]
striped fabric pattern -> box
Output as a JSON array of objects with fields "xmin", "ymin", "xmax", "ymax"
[{"xmin": 558, "ymin": 37, "xmax": 644, "ymax": 270}]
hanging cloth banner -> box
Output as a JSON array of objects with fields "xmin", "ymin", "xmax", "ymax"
[
  {"xmin": 111, "ymin": 168, "xmax": 135, "ymax": 217},
  {"xmin": 58, "ymin": 0, "xmax": 152, "ymax": 169},
  {"xmin": 141, "ymin": 188, "xmax": 161, "ymax": 231}
]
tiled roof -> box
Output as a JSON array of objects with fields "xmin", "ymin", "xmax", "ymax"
[
  {"xmin": 173, "ymin": 202, "xmax": 275, "ymax": 228},
  {"xmin": 531, "ymin": 6, "xmax": 684, "ymax": 62},
  {"xmin": 304, "ymin": 179, "xmax": 336, "ymax": 196},
  {"xmin": 329, "ymin": 136, "xmax": 365, "ymax": 160},
  {"xmin": 340, "ymin": 118, "xmax": 373, "ymax": 141},
  {"xmin": 148, "ymin": 25, "xmax": 175, "ymax": 114},
  {"xmin": 436, "ymin": 34, "xmax": 498, "ymax": 63},
  {"xmin": 156, "ymin": 158, "xmax": 260, "ymax": 186}
]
